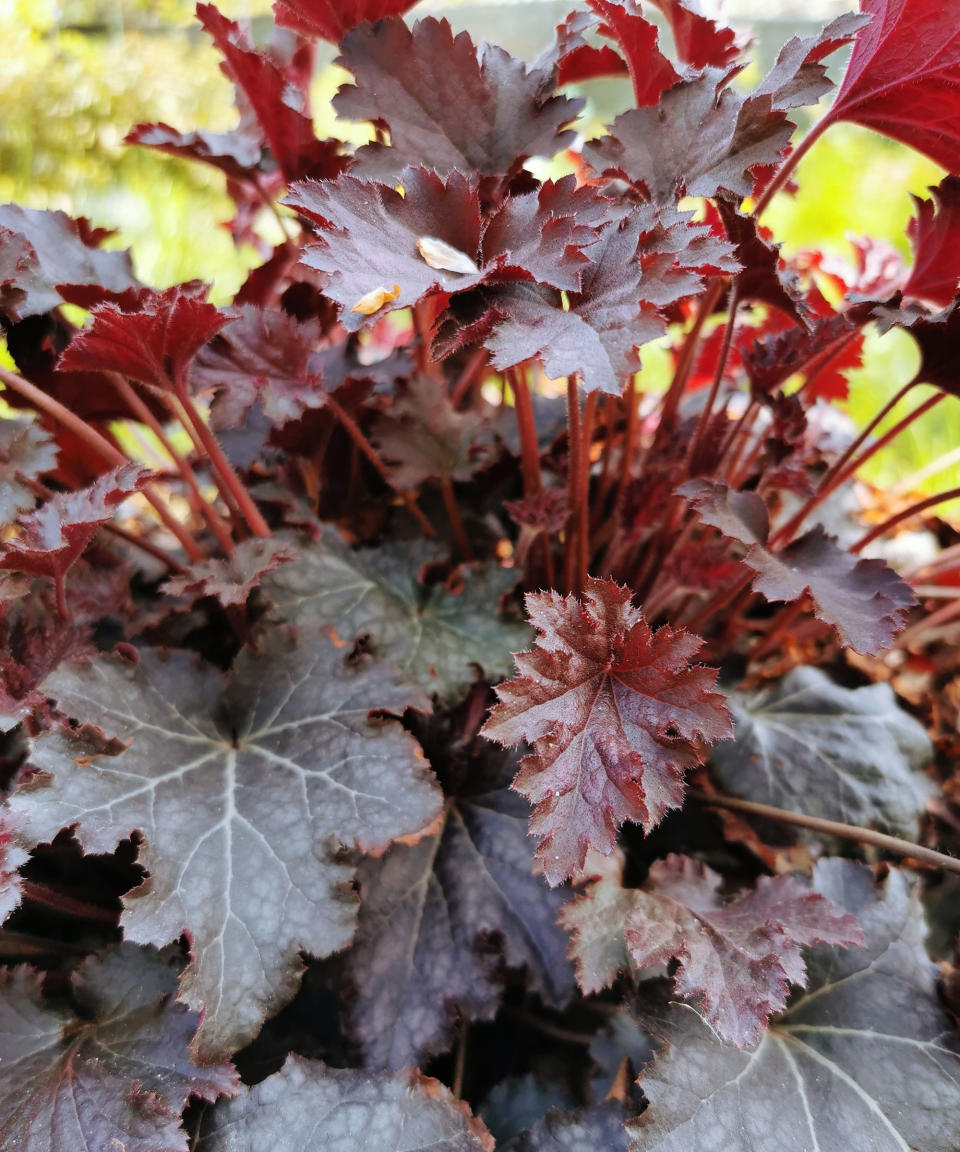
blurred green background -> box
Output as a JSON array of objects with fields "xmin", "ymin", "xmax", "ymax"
[{"xmin": 0, "ymin": 0, "xmax": 955, "ymax": 503}]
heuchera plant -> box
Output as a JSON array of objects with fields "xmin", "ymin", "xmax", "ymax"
[{"xmin": 1, "ymin": 0, "xmax": 960, "ymax": 1147}]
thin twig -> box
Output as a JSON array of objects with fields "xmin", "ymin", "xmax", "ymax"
[{"xmin": 688, "ymin": 789, "xmax": 960, "ymax": 875}]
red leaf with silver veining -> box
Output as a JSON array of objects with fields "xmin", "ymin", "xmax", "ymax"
[
  {"xmin": 480, "ymin": 578, "xmax": 732, "ymax": 885},
  {"xmin": 59, "ymin": 285, "xmax": 231, "ymax": 391},
  {"xmin": 903, "ymin": 176, "xmax": 960, "ymax": 307},
  {"xmin": 272, "ymin": 0, "xmax": 420, "ymax": 44},
  {"xmin": 821, "ymin": 0, "xmax": 960, "ymax": 173}
]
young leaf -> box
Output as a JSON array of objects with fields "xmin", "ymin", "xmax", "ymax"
[
  {"xmin": 710, "ymin": 665, "xmax": 934, "ymax": 837},
  {"xmin": 13, "ymin": 632, "xmax": 441, "ymax": 1060},
  {"xmin": 623, "ymin": 855, "xmax": 864, "ymax": 1049},
  {"xmin": 272, "ymin": 0, "xmax": 420, "ymax": 44},
  {"xmin": 902, "ymin": 175, "xmax": 960, "ymax": 307},
  {"xmin": 517, "ymin": 1103, "xmax": 631, "ymax": 1152},
  {"xmin": 479, "ymin": 1076, "xmax": 576, "ymax": 1152},
  {"xmin": 679, "ymin": 480, "xmax": 916, "ymax": 654},
  {"xmin": 160, "ymin": 538, "xmax": 297, "ymax": 608},
  {"xmin": 820, "ymin": 0, "xmax": 960, "ymax": 174},
  {"xmin": 334, "ymin": 17, "xmax": 583, "ymax": 182},
  {"xmin": 484, "ymin": 209, "xmax": 736, "ymax": 394},
  {"xmin": 372, "ymin": 375, "xmax": 488, "ymax": 488},
  {"xmin": 0, "ymin": 465, "xmax": 148, "ymax": 608},
  {"xmin": 626, "ymin": 862, "xmax": 960, "ymax": 1152},
  {"xmin": 481, "ymin": 578, "xmax": 732, "ymax": 884},
  {"xmin": 0, "ymin": 418, "xmax": 58, "ymax": 524},
  {"xmin": 0, "ymin": 205, "xmax": 138, "ymax": 321},
  {"xmin": 59, "ymin": 285, "xmax": 231, "ymax": 390},
  {"xmin": 197, "ymin": 1057, "xmax": 494, "ymax": 1150},
  {"xmin": 191, "ymin": 306, "xmax": 327, "ymax": 425},
  {"xmin": 0, "ymin": 944, "xmax": 237, "ymax": 1152},
  {"xmin": 344, "ymin": 781, "xmax": 575, "ymax": 1070},
  {"xmin": 264, "ymin": 528, "xmax": 531, "ymax": 705}
]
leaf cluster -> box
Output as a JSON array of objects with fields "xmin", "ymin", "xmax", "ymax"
[{"xmin": 0, "ymin": 0, "xmax": 959, "ymax": 1148}]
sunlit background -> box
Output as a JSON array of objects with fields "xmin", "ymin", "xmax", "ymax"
[{"xmin": 0, "ymin": 0, "xmax": 955, "ymax": 501}]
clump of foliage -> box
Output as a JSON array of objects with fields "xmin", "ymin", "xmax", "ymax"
[{"xmin": 1, "ymin": 1, "xmax": 960, "ymax": 1148}]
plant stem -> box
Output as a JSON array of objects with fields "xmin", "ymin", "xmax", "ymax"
[
  {"xmin": 0, "ymin": 365, "xmax": 204, "ymax": 561},
  {"xmin": 753, "ymin": 114, "xmax": 831, "ymax": 219},
  {"xmin": 109, "ymin": 373, "xmax": 235, "ymax": 554},
  {"xmin": 174, "ymin": 384, "xmax": 272, "ymax": 538},
  {"xmin": 853, "ymin": 485, "xmax": 960, "ymax": 553},
  {"xmin": 578, "ymin": 391, "xmax": 598, "ymax": 592},
  {"xmin": 656, "ymin": 280, "xmax": 723, "ymax": 437},
  {"xmin": 565, "ymin": 375, "xmax": 583, "ymax": 595},
  {"xmin": 451, "ymin": 348, "xmax": 488, "ymax": 407},
  {"xmin": 452, "ymin": 1022, "xmax": 468, "ymax": 1099},
  {"xmin": 323, "ymin": 392, "xmax": 435, "ymax": 536},
  {"xmin": 688, "ymin": 288, "xmax": 739, "ymax": 471},
  {"xmin": 441, "ymin": 475, "xmax": 474, "ymax": 561},
  {"xmin": 509, "ymin": 367, "xmax": 543, "ymax": 495},
  {"xmin": 770, "ymin": 385, "xmax": 944, "ymax": 547},
  {"xmin": 688, "ymin": 789, "xmax": 960, "ymax": 875}
]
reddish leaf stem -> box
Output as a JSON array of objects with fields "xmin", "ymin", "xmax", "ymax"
[
  {"xmin": 565, "ymin": 375, "xmax": 584, "ymax": 595},
  {"xmin": 0, "ymin": 365, "xmax": 204, "ymax": 561},
  {"xmin": 441, "ymin": 475, "xmax": 474, "ymax": 562},
  {"xmin": 853, "ymin": 485, "xmax": 960, "ymax": 553},
  {"xmin": 688, "ymin": 789, "xmax": 960, "ymax": 875},
  {"xmin": 578, "ymin": 391, "xmax": 598, "ymax": 592},
  {"xmin": 323, "ymin": 392, "xmax": 435, "ymax": 537},
  {"xmin": 509, "ymin": 367, "xmax": 543, "ymax": 495},
  {"xmin": 451, "ymin": 348, "xmax": 488, "ymax": 407},
  {"xmin": 770, "ymin": 386, "xmax": 945, "ymax": 547},
  {"xmin": 108, "ymin": 373, "xmax": 236, "ymax": 555},
  {"xmin": 656, "ymin": 280, "xmax": 724, "ymax": 438},
  {"xmin": 688, "ymin": 288, "xmax": 739, "ymax": 471},
  {"xmin": 174, "ymin": 382, "xmax": 272, "ymax": 539},
  {"xmin": 753, "ymin": 114, "xmax": 831, "ymax": 219}
]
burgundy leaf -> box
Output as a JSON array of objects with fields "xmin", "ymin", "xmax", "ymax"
[
  {"xmin": 195, "ymin": 4, "xmax": 343, "ymax": 185},
  {"xmin": 126, "ymin": 121, "xmax": 265, "ymax": 184},
  {"xmin": 59, "ymin": 285, "xmax": 231, "ymax": 391},
  {"xmin": 484, "ymin": 209, "xmax": 737, "ymax": 394},
  {"xmin": 622, "ymin": 855, "xmax": 864, "ymax": 1048},
  {"xmin": 744, "ymin": 307, "xmax": 866, "ymax": 401},
  {"xmin": 334, "ymin": 17, "xmax": 582, "ymax": 181},
  {"xmin": 0, "ymin": 206, "xmax": 138, "ymax": 322},
  {"xmin": 646, "ymin": 0, "xmax": 743, "ymax": 71},
  {"xmin": 0, "ymin": 946, "xmax": 238, "ymax": 1152},
  {"xmin": 272, "ymin": 0, "xmax": 421, "ymax": 43},
  {"xmin": 903, "ymin": 176, "xmax": 960, "ymax": 307},
  {"xmin": 0, "ymin": 465, "xmax": 148, "ymax": 595},
  {"xmin": 680, "ymin": 479, "xmax": 916, "ymax": 653},
  {"xmin": 820, "ymin": 0, "xmax": 960, "ymax": 173},
  {"xmin": 191, "ymin": 305, "xmax": 327, "ymax": 424},
  {"xmin": 481, "ymin": 578, "xmax": 732, "ymax": 884},
  {"xmin": 289, "ymin": 168, "xmax": 486, "ymax": 332},
  {"xmin": 504, "ymin": 489, "xmax": 568, "ymax": 534},
  {"xmin": 586, "ymin": 17, "xmax": 863, "ymax": 205},
  {"xmin": 586, "ymin": 0, "xmax": 683, "ymax": 108},
  {"xmin": 714, "ymin": 197, "xmax": 809, "ymax": 326}
]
